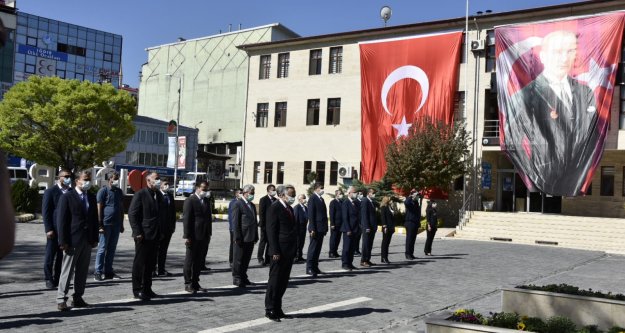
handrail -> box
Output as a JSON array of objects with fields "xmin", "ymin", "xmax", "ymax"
[{"xmin": 457, "ymin": 193, "xmax": 474, "ymax": 229}]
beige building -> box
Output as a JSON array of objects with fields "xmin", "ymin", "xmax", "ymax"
[{"xmin": 240, "ymin": 0, "xmax": 625, "ymax": 220}]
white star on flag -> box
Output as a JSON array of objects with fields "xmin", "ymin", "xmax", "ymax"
[
  {"xmin": 392, "ymin": 116, "xmax": 412, "ymax": 138},
  {"xmin": 575, "ymin": 58, "xmax": 616, "ymax": 92}
]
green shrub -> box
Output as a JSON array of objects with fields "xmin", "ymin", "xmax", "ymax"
[
  {"xmin": 11, "ymin": 179, "xmax": 38, "ymax": 213},
  {"xmin": 545, "ymin": 316, "xmax": 577, "ymax": 333},
  {"xmin": 486, "ymin": 312, "xmax": 519, "ymax": 329},
  {"xmin": 578, "ymin": 325, "xmax": 603, "ymax": 333},
  {"xmin": 523, "ymin": 317, "xmax": 546, "ymax": 332},
  {"xmin": 607, "ymin": 326, "xmax": 625, "ymax": 333},
  {"xmin": 519, "ymin": 283, "xmax": 625, "ymax": 301}
]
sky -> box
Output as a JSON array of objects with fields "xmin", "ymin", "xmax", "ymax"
[{"xmin": 17, "ymin": 0, "xmax": 584, "ymax": 88}]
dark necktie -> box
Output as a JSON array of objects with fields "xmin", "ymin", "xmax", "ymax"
[
  {"xmin": 285, "ymin": 206, "xmax": 294, "ymax": 220},
  {"xmin": 80, "ymin": 193, "xmax": 88, "ymax": 213}
]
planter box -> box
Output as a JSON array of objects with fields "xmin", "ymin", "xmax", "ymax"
[
  {"xmin": 425, "ymin": 318, "xmax": 523, "ymax": 333},
  {"xmin": 502, "ymin": 287, "xmax": 625, "ymax": 330}
]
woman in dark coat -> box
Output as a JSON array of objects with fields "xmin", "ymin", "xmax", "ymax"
[
  {"xmin": 424, "ymin": 201, "xmax": 438, "ymax": 256},
  {"xmin": 380, "ymin": 196, "xmax": 395, "ymax": 264}
]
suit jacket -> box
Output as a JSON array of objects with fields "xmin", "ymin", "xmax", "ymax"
[
  {"xmin": 232, "ymin": 198, "xmax": 258, "ymax": 243},
  {"xmin": 404, "ymin": 196, "xmax": 421, "ymax": 225},
  {"xmin": 228, "ymin": 198, "xmax": 238, "ymax": 232},
  {"xmin": 42, "ymin": 185, "xmax": 69, "ymax": 233},
  {"xmin": 182, "ymin": 194, "xmax": 212, "ymax": 241},
  {"xmin": 360, "ymin": 197, "xmax": 377, "ymax": 231},
  {"xmin": 294, "ymin": 203, "xmax": 308, "ymax": 226},
  {"xmin": 56, "ymin": 190, "xmax": 98, "ymax": 247},
  {"xmin": 258, "ymin": 195, "xmax": 275, "ymax": 229},
  {"xmin": 329, "ymin": 198, "xmax": 343, "ymax": 229},
  {"xmin": 426, "ymin": 207, "xmax": 438, "ymax": 230},
  {"xmin": 159, "ymin": 191, "xmax": 177, "ymax": 235},
  {"xmin": 128, "ymin": 188, "xmax": 163, "ymax": 241},
  {"xmin": 266, "ymin": 200, "xmax": 297, "ymax": 257},
  {"xmin": 341, "ymin": 199, "xmax": 361, "ymax": 234},
  {"xmin": 307, "ymin": 194, "xmax": 328, "ymax": 233},
  {"xmin": 380, "ymin": 206, "xmax": 395, "ymax": 233}
]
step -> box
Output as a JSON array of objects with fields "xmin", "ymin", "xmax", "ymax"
[{"xmin": 455, "ymin": 230, "xmax": 624, "ymax": 251}]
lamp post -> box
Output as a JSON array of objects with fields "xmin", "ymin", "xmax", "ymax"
[{"xmin": 166, "ymin": 73, "xmax": 182, "ymax": 196}]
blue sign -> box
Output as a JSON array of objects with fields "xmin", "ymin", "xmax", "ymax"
[
  {"xmin": 481, "ymin": 162, "xmax": 492, "ymax": 190},
  {"xmin": 17, "ymin": 44, "xmax": 68, "ymax": 62}
]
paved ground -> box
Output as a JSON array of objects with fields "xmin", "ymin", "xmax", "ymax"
[{"xmin": 1, "ymin": 219, "xmax": 623, "ymax": 332}]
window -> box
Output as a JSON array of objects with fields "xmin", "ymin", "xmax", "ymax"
[
  {"xmin": 274, "ymin": 102, "xmax": 287, "ymax": 127},
  {"xmin": 139, "ymin": 153, "xmax": 145, "ymax": 165},
  {"xmin": 103, "ymin": 52, "xmax": 112, "ymax": 62},
  {"xmin": 326, "ymin": 98, "xmax": 341, "ymax": 125},
  {"xmin": 256, "ymin": 103, "xmax": 269, "ymax": 128},
  {"xmin": 277, "ymin": 53, "xmax": 289, "ymax": 78},
  {"xmin": 309, "ymin": 49, "xmax": 322, "ymax": 75},
  {"xmin": 485, "ymin": 30, "xmax": 496, "ymax": 72},
  {"xmin": 25, "ymin": 64, "xmax": 35, "ymax": 74},
  {"xmin": 264, "ymin": 162, "xmax": 273, "ymax": 184},
  {"xmin": 303, "ymin": 161, "xmax": 312, "ymax": 184},
  {"xmin": 277, "ymin": 162, "xmax": 284, "ymax": 184},
  {"xmin": 453, "ymin": 176, "xmax": 464, "ymax": 191},
  {"xmin": 26, "ymin": 36, "xmax": 37, "ymax": 46},
  {"xmin": 315, "ymin": 161, "xmax": 326, "ymax": 185},
  {"xmin": 253, "ymin": 162, "xmax": 261, "ymax": 184},
  {"xmin": 259, "ymin": 55, "xmax": 271, "ymax": 80},
  {"xmin": 57, "ymin": 43, "xmax": 86, "ymax": 57},
  {"xmin": 329, "ymin": 47, "xmax": 343, "ymax": 74},
  {"xmin": 139, "ymin": 130, "xmax": 146, "ymax": 142},
  {"xmin": 454, "ymin": 92, "xmax": 465, "ymax": 121},
  {"xmin": 600, "ymin": 166, "xmax": 615, "ymax": 196},
  {"xmin": 330, "ymin": 161, "xmax": 338, "ymax": 185},
  {"xmin": 306, "ymin": 99, "xmax": 320, "ymax": 126}
]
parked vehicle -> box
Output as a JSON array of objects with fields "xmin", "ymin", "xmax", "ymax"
[
  {"xmin": 176, "ymin": 172, "xmax": 207, "ymax": 197},
  {"xmin": 7, "ymin": 167, "xmax": 29, "ymax": 185}
]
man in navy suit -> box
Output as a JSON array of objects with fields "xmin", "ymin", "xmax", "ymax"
[
  {"xmin": 293, "ymin": 194, "xmax": 308, "ymax": 263},
  {"xmin": 155, "ymin": 179, "xmax": 176, "ymax": 277},
  {"xmin": 353, "ymin": 192, "xmax": 364, "ymax": 256},
  {"xmin": 42, "ymin": 169, "xmax": 72, "ymax": 289},
  {"xmin": 404, "ymin": 189, "xmax": 421, "ymax": 260},
  {"xmin": 55, "ymin": 170, "xmax": 99, "ymax": 311},
  {"xmin": 328, "ymin": 190, "xmax": 343, "ymax": 258},
  {"xmin": 183, "ymin": 181, "xmax": 213, "ymax": 293},
  {"xmin": 257, "ymin": 184, "xmax": 276, "ymax": 266},
  {"xmin": 360, "ymin": 188, "xmax": 378, "ymax": 267},
  {"xmin": 231, "ymin": 184, "xmax": 258, "ymax": 287},
  {"xmin": 306, "ymin": 183, "xmax": 328, "ymax": 277},
  {"xmin": 228, "ymin": 189, "xmax": 242, "ymax": 267},
  {"xmin": 341, "ymin": 186, "xmax": 360, "ymax": 271}
]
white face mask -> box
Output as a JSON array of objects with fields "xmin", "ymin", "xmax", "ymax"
[
  {"xmin": 432, "ymin": 203, "xmax": 437, "ymax": 209},
  {"xmin": 269, "ymin": 190, "xmax": 277, "ymax": 197},
  {"xmin": 337, "ymin": 194, "xmax": 344, "ymax": 200},
  {"xmin": 286, "ymin": 195, "xmax": 295, "ymax": 205},
  {"xmin": 81, "ymin": 180, "xmax": 91, "ymax": 191},
  {"xmin": 153, "ymin": 179, "xmax": 162, "ymax": 188},
  {"xmin": 370, "ymin": 194, "xmax": 375, "ymax": 199},
  {"xmin": 162, "ymin": 185, "xmax": 170, "ymax": 192},
  {"xmin": 317, "ymin": 190, "xmax": 324, "ymax": 196},
  {"xmin": 111, "ymin": 180, "xmax": 120, "ymax": 188}
]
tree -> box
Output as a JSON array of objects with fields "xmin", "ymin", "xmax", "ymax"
[
  {"xmin": 384, "ymin": 117, "xmax": 472, "ymax": 195},
  {"xmin": 0, "ymin": 76, "xmax": 136, "ymax": 171}
]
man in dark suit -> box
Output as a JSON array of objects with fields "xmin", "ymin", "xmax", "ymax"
[
  {"xmin": 328, "ymin": 190, "xmax": 343, "ymax": 258},
  {"xmin": 231, "ymin": 184, "xmax": 258, "ymax": 287},
  {"xmin": 341, "ymin": 186, "xmax": 360, "ymax": 271},
  {"xmin": 404, "ymin": 189, "xmax": 421, "ymax": 260},
  {"xmin": 257, "ymin": 184, "xmax": 276, "ymax": 266},
  {"xmin": 293, "ymin": 194, "xmax": 308, "ymax": 263},
  {"xmin": 228, "ymin": 189, "xmax": 242, "ymax": 267},
  {"xmin": 506, "ymin": 30, "xmax": 598, "ymax": 196},
  {"xmin": 55, "ymin": 170, "xmax": 99, "ymax": 311},
  {"xmin": 264, "ymin": 184, "xmax": 298, "ymax": 322},
  {"xmin": 183, "ymin": 181, "xmax": 212, "ymax": 293},
  {"xmin": 306, "ymin": 183, "xmax": 328, "ymax": 277},
  {"xmin": 155, "ymin": 179, "xmax": 176, "ymax": 277},
  {"xmin": 353, "ymin": 192, "xmax": 363, "ymax": 256},
  {"xmin": 42, "ymin": 169, "xmax": 72, "ymax": 289},
  {"xmin": 360, "ymin": 188, "xmax": 378, "ymax": 267},
  {"xmin": 128, "ymin": 172, "xmax": 163, "ymax": 301}
]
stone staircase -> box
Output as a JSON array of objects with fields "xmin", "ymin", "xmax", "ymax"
[{"xmin": 455, "ymin": 211, "xmax": 625, "ymax": 254}]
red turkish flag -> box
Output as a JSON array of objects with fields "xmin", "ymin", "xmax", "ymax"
[{"xmin": 360, "ymin": 32, "xmax": 463, "ymax": 183}]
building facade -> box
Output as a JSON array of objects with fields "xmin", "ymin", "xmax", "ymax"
[
  {"xmin": 240, "ymin": 0, "xmax": 625, "ymax": 219},
  {"xmin": 138, "ymin": 24, "xmax": 299, "ymax": 189},
  {"xmin": 0, "ymin": 0, "xmax": 16, "ymax": 98}
]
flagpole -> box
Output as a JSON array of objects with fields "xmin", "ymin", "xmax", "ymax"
[{"xmin": 463, "ymin": 0, "xmax": 469, "ymax": 212}]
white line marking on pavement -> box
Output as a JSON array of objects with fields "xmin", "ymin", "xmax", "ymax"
[{"xmin": 198, "ymin": 296, "xmax": 372, "ymax": 333}]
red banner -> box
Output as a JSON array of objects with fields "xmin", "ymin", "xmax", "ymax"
[
  {"xmin": 360, "ymin": 32, "xmax": 463, "ymax": 183},
  {"xmin": 496, "ymin": 13, "xmax": 625, "ymax": 196}
]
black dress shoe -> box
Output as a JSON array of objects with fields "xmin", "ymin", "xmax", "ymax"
[
  {"xmin": 305, "ymin": 270, "xmax": 318, "ymax": 277},
  {"xmin": 328, "ymin": 253, "xmax": 337, "ymax": 258},
  {"xmin": 158, "ymin": 270, "xmax": 173, "ymax": 277},
  {"xmin": 341, "ymin": 265, "xmax": 352, "ymax": 271},
  {"xmin": 368, "ymin": 261, "xmax": 376, "ymax": 266},
  {"xmin": 71, "ymin": 297, "xmax": 89, "ymax": 308},
  {"xmin": 185, "ymin": 285, "xmax": 197, "ymax": 294},
  {"xmin": 134, "ymin": 292, "xmax": 151, "ymax": 301},
  {"xmin": 381, "ymin": 258, "xmax": 391, "ymax": 264},
  {"xmin": 354, "ymin": 251, "xmax": 362, "ymax": 256},
  {"xmin": 233, "ymin": 280, "xmax": 245, "ymax": 287},
  {"xmin": 313, "ymin": 268, "xmax": 323, "ymax": 274},
  {"xmin": 243, "ymin": 279, "xmax": 256, "ymax": 286},
  {"xmin": 145, "ymin": 290, "xmax": 158, "ymax": 298},
  {"xmin": 258, "ymin": 259, "xmax": 266, "ymax": 266},
  {"xmin": 406, "ymin": 254, "xmax": 416, "ymax": 260},
  {"xmin": 348, "ymin": 264, "xmax": 358, "ymax": 270},
  {"xmin": 276, "ymin": 309, "xmax": 293, "ymax": 319},
  {"xmin": 57, "ymin": 302, "xmax": 70, "ymax": 311},
  {"xmin": 201, "ymin": 266, "xmax": 211, "ymax": 271},
  {"xmin": 45, "ymin": 280, "xmax": 55, "ymax": 289},
  {"xmin": 265, "ymin": 311, "xmax": 281, "ymax": 322}
]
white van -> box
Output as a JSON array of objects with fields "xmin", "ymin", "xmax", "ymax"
[{"xmin": 7, "ymin": 167, "xmax": 29, "ymax": 184}]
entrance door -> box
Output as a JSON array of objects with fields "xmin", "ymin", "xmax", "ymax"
[{"xmin": 497, "ymin": 171, "xmax": 515, "ymax": 212}]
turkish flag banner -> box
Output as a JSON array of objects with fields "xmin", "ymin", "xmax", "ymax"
[
  {"xmin": 360, "ymin": 32, "xmax": 463, "ymax": 183},
  {"xmin": 496, "ymin": 13, "xmax": 625, "ymax": 196}
]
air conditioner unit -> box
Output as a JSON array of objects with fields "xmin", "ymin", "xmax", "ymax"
[
  {"xmin": 338, "ymin": 164, "xmax": 353, "ymax": 178},
  {"xmin": 470, "ymin": 39, "xmax": 485, "ymax": 51}
]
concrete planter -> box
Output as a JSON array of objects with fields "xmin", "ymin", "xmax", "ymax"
[
  {"xmin": 501, "ymin": 287, "xmax": 625, "ymax": 330},
  {"xmin": 425, "ymin": 318, "xmax": 522, "ymax": 333}
]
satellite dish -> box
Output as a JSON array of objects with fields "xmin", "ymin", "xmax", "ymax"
[{"xmin": 380, "ymin": 6, "xmax": 392, "ymax": 26}]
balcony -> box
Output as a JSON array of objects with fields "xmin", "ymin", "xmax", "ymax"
[{"xmin": 482, "ymin": 119, "xmax": 500, "ymax": 146}]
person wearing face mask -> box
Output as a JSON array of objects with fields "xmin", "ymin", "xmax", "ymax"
[
  {"xmin": 353, "ymin": 191, "xmax": 364, "ymax": 257},
  {"xmin": 360, "ymin": 188, "xmax": 378, "ymax": 267},
  {"xmin": 264, "ymin": 184, "xmax": 298, "ymax": 322},
  {"xmin": 257, "ymin": 184, "xmax": 276, "ymax": 266},
  {"xmin": 42, "ymin": 169, "xmax": 73, "ymax": 289},
  {"xmin": 93, "ymin": 172, "xmax": 124, "ymax": 281},
  {"xmin": 340, "ymin": 186, "xmax": 361, "ymax": 271},
  {"xmin": 228, "ymin": 189, "xmax": 242, "ymax": 267},
  {"xmin": 55, "ymin": 170, "xmax": 99, "ymax": 311},
  {"xmin": 380, "ymin": 196, "xmax": 396, "ymax": 264},
  {"xmin": 328, "ymin": 190, "xmax": 344, "ymax": 258},
  {"xmin": 128, "ymin": 172, "xmax": 163, "ymax": 301},
  {"xmin": 306, "ymin": 183, "xmax": 328, "ymax": 276},
  {"xmin": 404, "ymin": 189, "xmax": 421, "ymax": 260},
  {"xmin": 293, "ymin": 194, "xmax": 308, "ymax": 263},
  {"xmin": 424, "ymin": 201, "xmax": 439, "ymax": 256},
  {"xmin": 231, "ymin": 184, "xmax": 258, "ymax": 287},
  {"xmin": 182, "ymin": 181, "xmax": 213, "ymax": 293},
  {"xmin": 154, "ymin": 179, "xmax": 176, "ymax": 277}
]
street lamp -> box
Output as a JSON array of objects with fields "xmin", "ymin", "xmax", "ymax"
[{"xmin": 166, "ymin": 73, "xmax": 182, "ymax": 196}]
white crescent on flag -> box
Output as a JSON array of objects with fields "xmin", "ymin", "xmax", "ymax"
[{"xmin": 380, "ymin": 65, "xmax": 429, "ymax": 116}]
